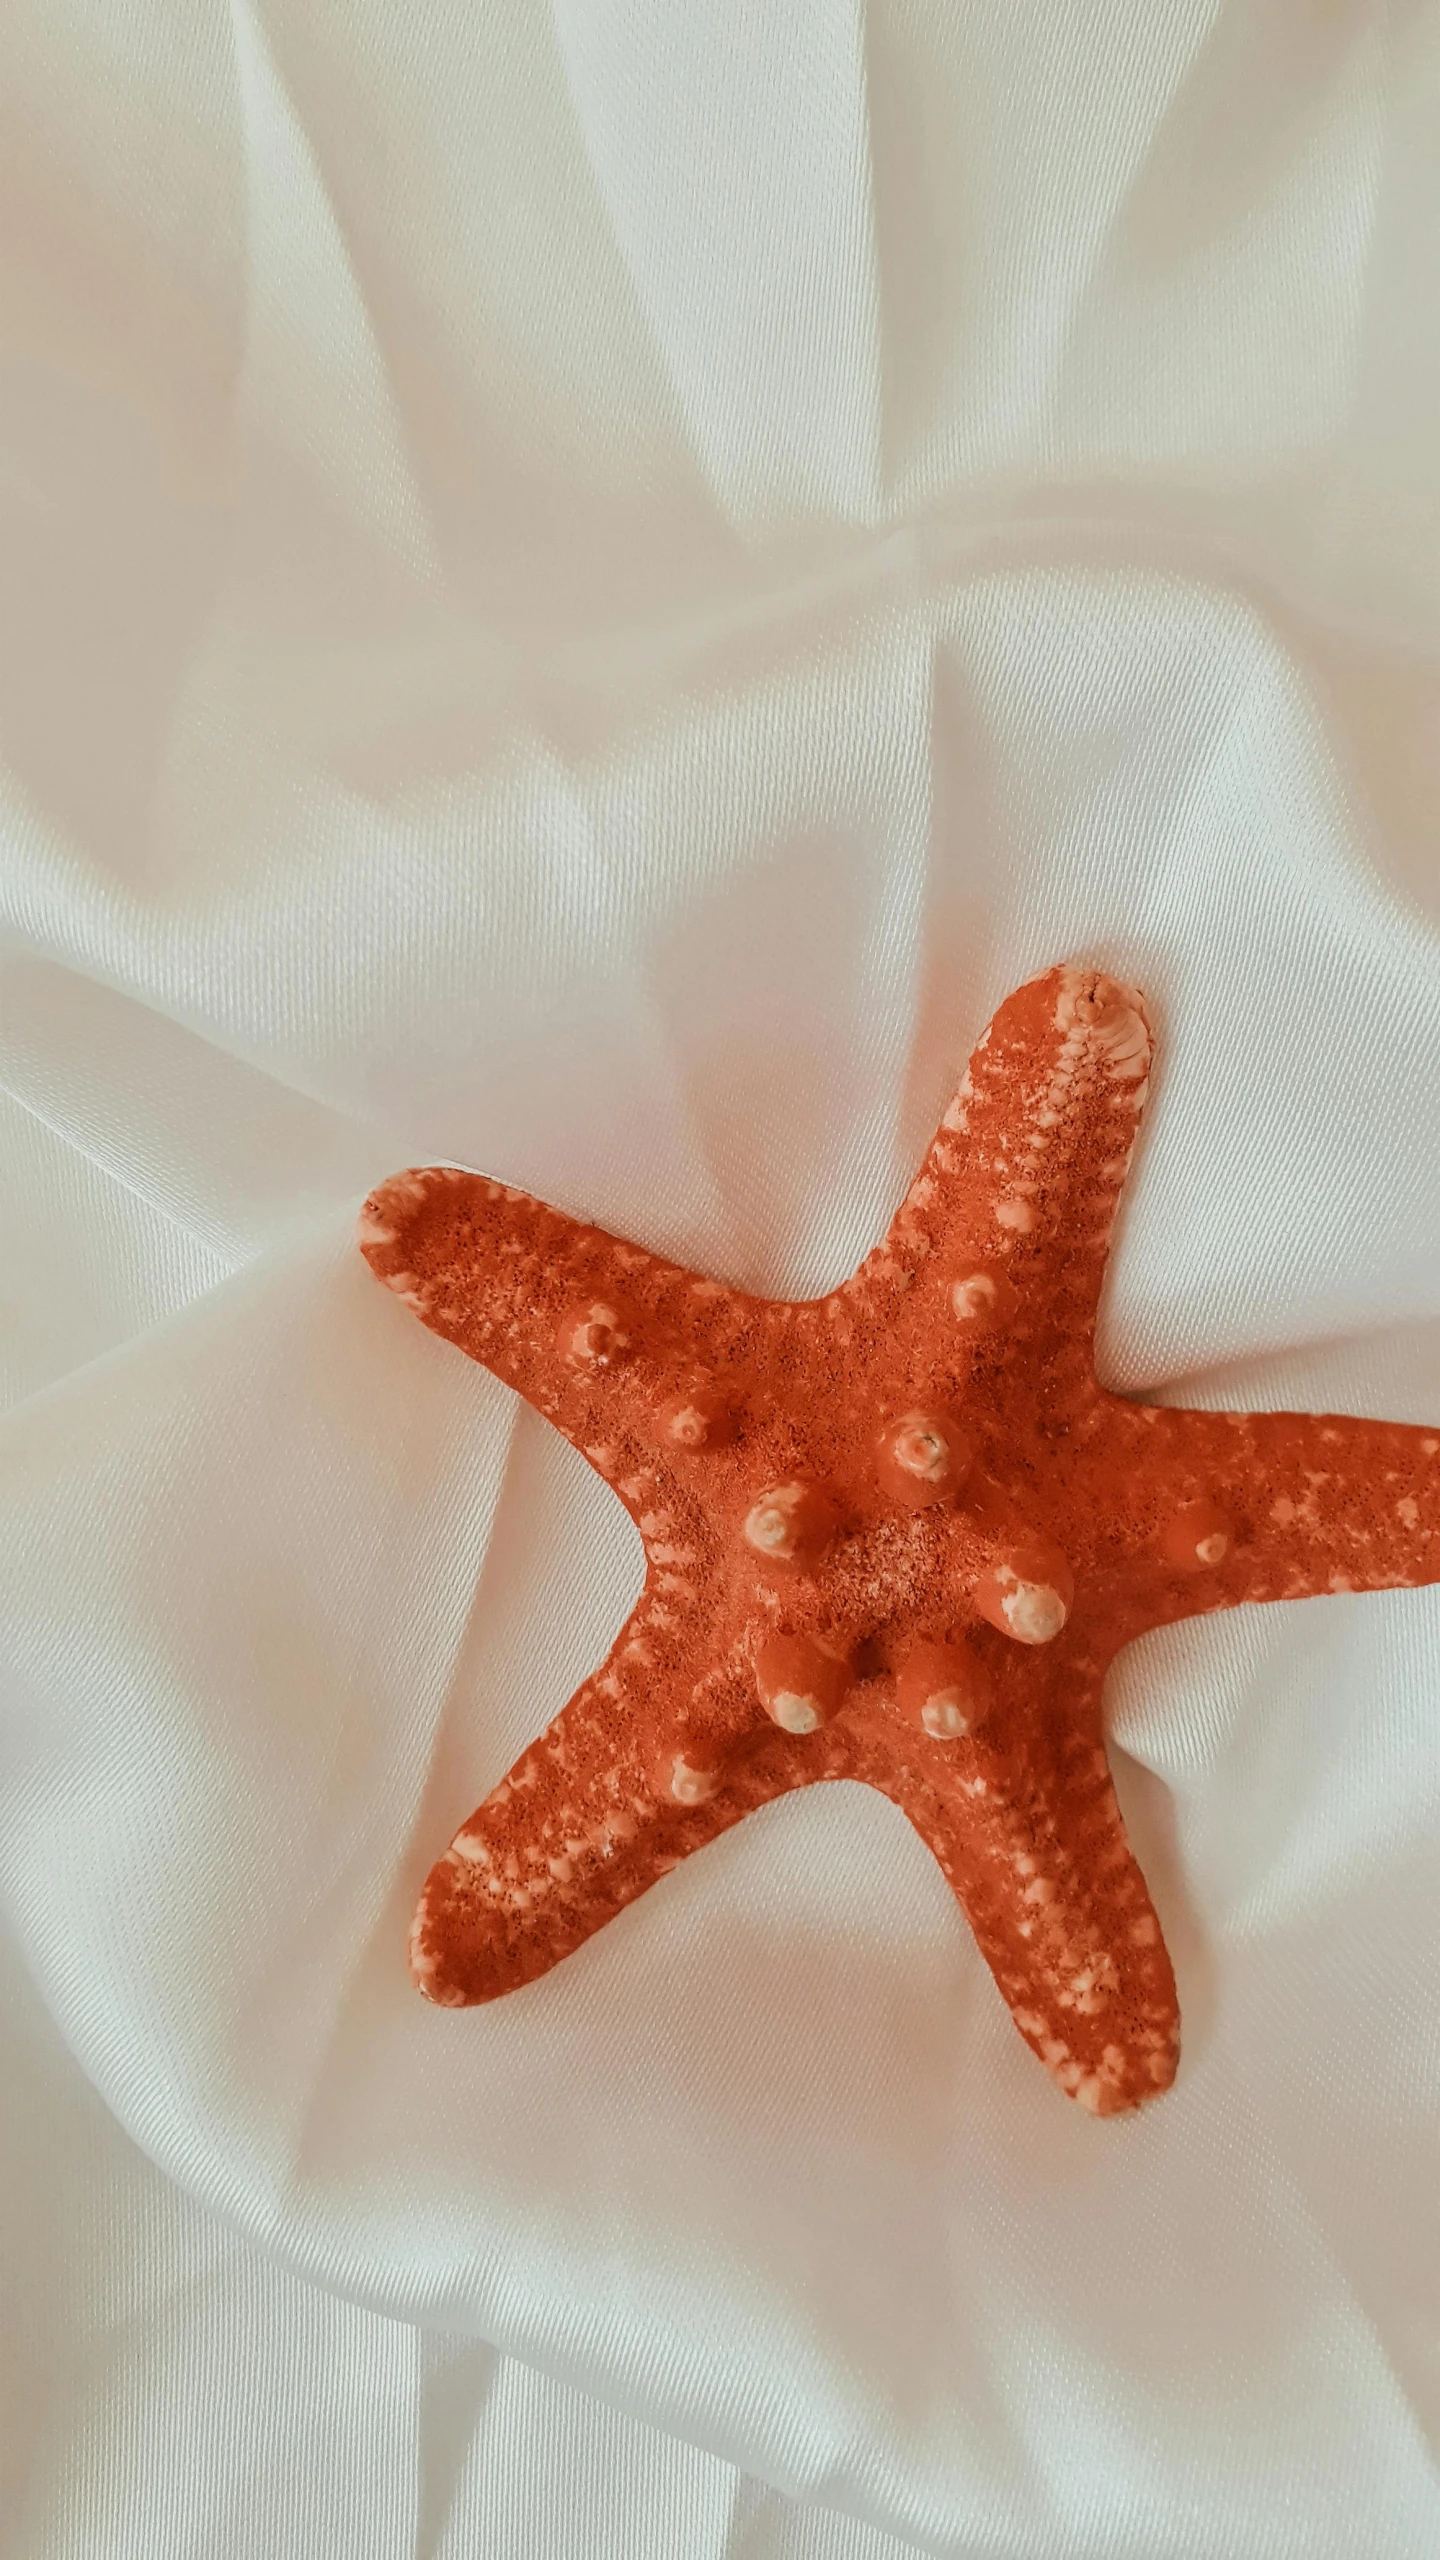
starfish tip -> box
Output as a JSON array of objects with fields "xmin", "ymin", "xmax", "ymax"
[{"xmin": 408, "ymin": 1856, "xmax": 529, "ymax": 2007}]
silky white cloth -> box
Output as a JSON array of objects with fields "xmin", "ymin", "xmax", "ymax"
[{"xmin": 3, "ymin": 3, "xmax": 1440, "ymax": 2553}]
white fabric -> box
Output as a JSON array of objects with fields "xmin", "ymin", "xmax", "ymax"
[{"xmin": 3, "ymin": 3, "xmax": 1440, "ymax": 2553}]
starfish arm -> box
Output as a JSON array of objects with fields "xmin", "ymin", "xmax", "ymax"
[
  {"xmin": 848, "ymin": 1663, "xmax": 1178, "ymax": 2116},
  {"xmin": 1093, "ymin": 1397, "xmax": 1440, "ymax": 1623},
  {"xmin": 408, "ymin": 1612, "xmax": 809, "ymax": 2006},
  {"xmin": 838, "ymin": 964, "xmax": 1153, "ymax": 1389},
  {"xmin": 359, "ymin": 1165, "xmax": 762, "ymax": 1482}
]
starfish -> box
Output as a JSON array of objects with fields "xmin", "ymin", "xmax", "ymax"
[{"xmin": 359, "ymin": 964, "xmax": 1440, "ymax": 2116}]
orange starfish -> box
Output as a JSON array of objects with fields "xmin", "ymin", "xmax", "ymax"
[{"xmin": 360, "ymin": 964, "xmax": 1440, "ymax": 2115}]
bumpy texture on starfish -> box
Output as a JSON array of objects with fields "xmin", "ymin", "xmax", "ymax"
[{"xmin": 360, "ymin": 964, "xmax": 1440, "ymax": 2116}]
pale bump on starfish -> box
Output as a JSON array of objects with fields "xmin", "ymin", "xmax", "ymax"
[
  {"xmin": 895, "ymin": 1636, "xmax": 990, "ymax": 1739},
  {"xmin": 875, "ymin": 1411, "xmax": 973, "ymax": 1508},
  {"xmin": 754, "ymin": 1632, "xmax": 850, "ymax": 1734},
  {"xmin": 359, "ymin": 961, "xmax": 1440, "ymax": 2115},
  {"xmin": 949, "ymin": 1265, "xmax": 1016, "ymax": 1328},
  {"xmin": 741, "ymin": 1480, "xmax": 837, "ymax": 1567},
  {"xmin": 654, "ymin": 1385, "xmax": 737, "ymax": 1452},
  {"xmin": 1160, "ymin": 1499, "xmax": 1233, "ymax": 1573},
  {"xmin": 557, "ymin": 1297, "xmax": 637, "ymax": 1373},
  {"xmin": 972, "ymin": 1539, "xmax": 1076, "ymax": 1646},
  {"xmin": 651, "ymin": 1743, "xmax": 721, "ymax": 1808}
]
